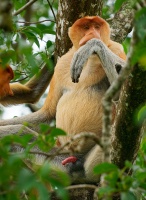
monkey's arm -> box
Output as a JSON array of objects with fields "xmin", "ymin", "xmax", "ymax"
[
  {"xmin": 0, "ymin": 63, "xmax": 54, "ymax": 106},
  {"xmin": 71, "ymin": 38, "xmax": 126, "ymax": 84},
  {"xmin": 0, "ymin": 71, "xmax": 61, "ymax": 129}
]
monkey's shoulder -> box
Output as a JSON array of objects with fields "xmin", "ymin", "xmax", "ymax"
[
  {"xmin": 53, "ymin": 48, "xmax": 75, "ymax": 81},
  {"xmin": 56, "ymin": 48, "xmax": 75, "ymax": 70}
]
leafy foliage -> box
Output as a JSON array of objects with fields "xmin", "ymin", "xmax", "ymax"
[
  {"xmin": 0, "ymin": 0, "xmax": 56, "ymax": 83},
  {"xmin": 0, "ymin": 124, "xmax": 70, "ymax": 200},
  {"xmin": 94, "ymin": 141, "xmax": 146, "ymax": 200}
]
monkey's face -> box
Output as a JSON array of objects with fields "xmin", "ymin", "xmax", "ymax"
[
  {"xmin": 68, "ymin": 16, "xmax": 110, "ymax": 49},
  {"xmin": 78, "ymin": 22, "xmax": 101, "ymax": 46},
  {"xmin": 0, "ymin": 64, "xmax": 14, "ymax": 97}
]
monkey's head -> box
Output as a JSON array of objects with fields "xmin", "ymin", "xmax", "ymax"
[
  {"xmin": 68, "ymin": 16, "xmax": 111, "ymax": 49},
  {"xmin": 0, "ymin": 63, "xmax": 14, "ymax": 97}
]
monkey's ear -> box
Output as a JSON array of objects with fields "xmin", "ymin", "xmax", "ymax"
[{"xmin": 68, "ymin": 27, "xmax": 71, "ymax": 36}]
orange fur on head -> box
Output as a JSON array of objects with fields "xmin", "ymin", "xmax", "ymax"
[
  {"xmin": 0, "ymin": 64, "xmax": 14, "ymax": 97},
  {"xmin": 68, "ymin": 16, "xmax": 110, "ymax": 49}
]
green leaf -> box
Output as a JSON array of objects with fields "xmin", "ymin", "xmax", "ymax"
[
  {"xmin": 121, "ymin": 192, "xmax": 137, "ymax": 200},
  {"xmin": 35, "ymin": 183, "xmax": 49, "ymax": 200},
  {"xmin": 37, "ymin": 162, "xmax": 70, "ymax": 199},
  {"xmin": 1, "ymin": 134, "xmax": 34, "ymax": 147},
  {"xmin": 0, "ymin": 50, "xmax": 16, "ymax": 64},
  {"xmin": 125, "ymin": 161, "xmax": 133, "ymax": 168},
  {"xmin": 55, "ymin": 188, "xmax": 69, "ymax": 200},
  {"xmin": 27, "ymin": 26, "xmax": 43, "ymax": 39},
  {"xmin": 94, "ymin": 162, "xmax": 118, "ymax": 175},
  {"xmin": 17, "ymin": 168, "xmax": 36, "ymax": 191},
  {"xmin": 135, "ymin": 8, "xmax": 146, "ymax": 40},
  {"xmin": 137, "ymin": 106, "xmax": 146, "ymax": 124},
  {"xmin": 114, "ymin": 0, "xmax": 127, "ymax": 11},
  {"xmin": 23, "ymin": 30, "xmax": 40, "ymax": 48},
  {"xmin": 46, "ymin": 40, "xmax": 53, "ymax": 48},
  {"xmin": 98, "ymin": 186, "xmax": 116, "ymax": 197},
  {"xmin": 37, "ymin": 24, "xmax": 56, "ymax": 35},
  {"xmin": 50, "ymin": 128, "xmax": 66, "ymax": 137},
  {"xmin": 39, "ymin": 123, "xmax": 51, "ymax": 133},
  {"xmin": 39, "ymin": 163, "xmax": 70, "ymax": 188},
  {"xmin": 105, "ymin": 171, "xmax": 119, "ymax": 187},
  {"xmin": 136, "ymin": 172, "xmax": 146, "ymax": 181}
]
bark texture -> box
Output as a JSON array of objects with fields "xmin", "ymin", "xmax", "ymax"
[
  {"xmin": 110, "ymin": 0, "xmax": 134, "ymax": 43},
  {"xmin": 0, "ymin": 0, "xmax": 13, "ymax": 31},
  {"xmin": 111, "ymin": 64, "xmax": 146, "ymax": 168}
]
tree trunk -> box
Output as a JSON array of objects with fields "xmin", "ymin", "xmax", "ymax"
[{"xmin": 111, "ymin": 64, "xmax": 146, "ymax": 168}]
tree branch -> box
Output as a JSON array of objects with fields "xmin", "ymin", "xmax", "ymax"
[
  {"xmin": 101, "ymin": 28, "xmax": 136, "ymax": 163},
  {"xmin": 111, "ymin": 64, "xmax": 146, "ymax": 168},
  {"xmin": 110, "ymin": 0, "xmax": 134, "ymax": 43},
  {"xmin": 16, "ymin": 19, "xmax": 55, "ymax": 24},
  {"xmin": 13, "ymin": 0, "xmax": 38, "ymax": 16},
  {"xmin": 51, "ymin": 184, "xmax": 96, "ymax": 200},
  {"xmin": 46, "ymin": 0, "xmax": 56, "ymax": 22}
]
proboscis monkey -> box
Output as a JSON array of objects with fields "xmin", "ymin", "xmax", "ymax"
[
  {"xmin": 0, "ymin": 64, "xmax": 14, "ymax": 97},
  {"xmin": 0, "ymin": 63, "xmax": 54, "ymax": 105},
  {"xmin": 0, "ymin": 16, "xmax": 126, "ymax": 183}
]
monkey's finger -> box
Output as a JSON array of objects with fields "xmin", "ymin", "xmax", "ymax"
[
  {"xmin": 72, "ymin": 61, "xmax": 84, "ymax": 83},
  {"xmin": 74, "ymin": 49, "xmax": 91, "ymax": 81},
  {"xmin": 71, "ymin": 53, "xmax": 81, "ymax": 82},
  {"xmin": 71, "ymin": 44, "xmax": 93, "ymax": 82}
]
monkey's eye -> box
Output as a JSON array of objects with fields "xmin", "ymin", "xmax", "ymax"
[
  {"xmin": 95, "ymin": 24, "xmax": 100, "ymax": 29},
  {"xmin": 83, "ymin": 25, "xmax": 89, "ymax": 30}
]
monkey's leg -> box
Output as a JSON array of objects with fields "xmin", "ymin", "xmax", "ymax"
[
  {"xmin": 84, "ymin": 145, "xmax": 104, "ymax": 183},
  {"xmin": 0, "ymin": 124, "xmax": 39, "ymax": 136},
  {"xmin": 0, "ymin": 108, "xmax": 52, "ymax": 129},
  {"xmin": 71, "ymin": 38, "xmax": 125, "ymax": 84}
]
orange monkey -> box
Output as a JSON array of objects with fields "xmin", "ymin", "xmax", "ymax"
[
  {"xmin": 0, "ymin": 16, "xmax": 126, "ymax": 183},
  {"xmin": 0, "ymin": 64, "xmax": 14, "ymax": 98}
]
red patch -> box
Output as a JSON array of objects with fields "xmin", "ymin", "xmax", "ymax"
[{"xmin": 62, "ymin": 156, "xmax": 77, "ymax": 165}]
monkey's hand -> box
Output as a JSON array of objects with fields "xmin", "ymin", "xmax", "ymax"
[{"xmin": 71, "ymin": 38, "xmax": 125, "ymax": 84}]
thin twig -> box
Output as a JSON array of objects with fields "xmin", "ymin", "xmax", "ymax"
[
  {"xmin": 29, "ymin": 150, "xmax": 52, "ymax": 157},
  {"xmin": 67, "ymin": 184, "xmax": 97, "ymax": 190},
  {"xmin": 13, "ymin": 0, "xmax": 38, "ymax": 16},
  {"xmin": 28, "ymin": 133, "xmax": 101, "ymax": 161},
  {"xmin": 50, "ymin": 132, "xmax": 102, "ymax": 160},
  {"xmin": 22, "ymin": 159, "xmax": 35, "ymax": 173},
  {"xmin": 11, "ymin": 76, "xmax": 29, "ymax": 83},
  {"xmin": 9, "ymin": 132, "xmax": 101, "ymax": 163},
  {"xmin": 46, "ymin": 0, "xmax": 56, "ymax": 22},
  {"xmin": 16, "ymin": 19, "xmax": 55, "ymax": 24}
]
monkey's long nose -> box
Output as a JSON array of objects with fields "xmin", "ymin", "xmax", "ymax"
[{"xmin": 79, "ymin": 30, "xmax": 100, "ymax": 46}]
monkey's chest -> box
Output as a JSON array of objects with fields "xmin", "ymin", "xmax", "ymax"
[{"xmin": 56, "ymin": 87, "xmax": 103, "ymax": 139}]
